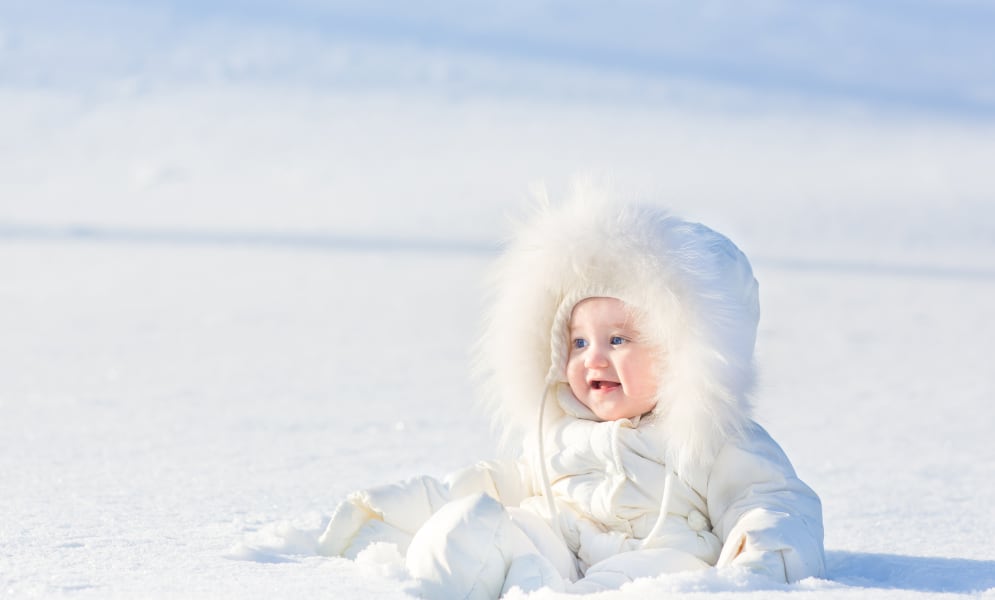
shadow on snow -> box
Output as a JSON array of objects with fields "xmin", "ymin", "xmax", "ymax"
[{"xmin": 827, "ymin": 551, "xmax": 995, "ymax": 594}]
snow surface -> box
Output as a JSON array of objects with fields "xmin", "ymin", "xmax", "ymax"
[{"xmin": 3, "ymin": 2, "xmax": 995, "ymax": 598}]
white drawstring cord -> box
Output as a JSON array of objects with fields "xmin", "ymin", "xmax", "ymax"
[
  {"xmin": 536, "ymin": 378, "xmax": 565, "ymax": 544},
  {"xmin": 641, "ymin": 470, "xmax": 675, "ymax": 548},
  {"xmin": 535, "ymin": 289, "xmax": 599, "ymax": 546}
]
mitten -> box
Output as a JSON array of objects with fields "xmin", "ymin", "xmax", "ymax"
[{"xmin": 730, "ymin": 547, "xmax": 788, "ymax": 582}]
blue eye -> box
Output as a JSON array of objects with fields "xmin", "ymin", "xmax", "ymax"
[
  {"xmin": 573, "ymin": 338, "xmax": 588, "ymax": 349},
  {"xmin": 610, "ymin": 336, "xmax": 625, "ymax": 345}
]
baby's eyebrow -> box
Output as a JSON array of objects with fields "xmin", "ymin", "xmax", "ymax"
[{"xmin": 568, "ymin": 322, "xmax": 639, "ymax": 334}]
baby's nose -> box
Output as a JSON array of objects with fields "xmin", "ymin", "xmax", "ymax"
[{"xmin": 584, "ymin": 347, "xmax": 610, "ymax": 368}]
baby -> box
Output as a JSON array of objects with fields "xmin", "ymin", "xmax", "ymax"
[{"xmin": 318, "ymin": 196, "xmax": 825, "ymax": 598}]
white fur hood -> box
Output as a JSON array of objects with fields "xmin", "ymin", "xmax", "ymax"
[{"xmin": 475, "ymin": 190, "xmax": 761, "ymax": 478}]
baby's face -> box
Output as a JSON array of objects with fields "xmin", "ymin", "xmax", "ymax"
[{"xmin": 566, "ymin": 297, "xmax": 659, "ymax": 421}]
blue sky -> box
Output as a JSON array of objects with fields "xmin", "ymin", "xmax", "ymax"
[{"xmin": 3, "ymin": 0, "xmax": 994, "ymax": 118}]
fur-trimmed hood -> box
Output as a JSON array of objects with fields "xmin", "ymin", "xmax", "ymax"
[{"xmin": 475, "ymin": 189, "xmax": 761, "ymax": 478}]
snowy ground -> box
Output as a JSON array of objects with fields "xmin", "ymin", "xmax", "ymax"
[
  {"xmin": 3, "ymin": 2, "xmax": 995, "ymax": 598},
  {"xmin": 3, "ymin": 205, "xmax": 995, "ymax": 599}
]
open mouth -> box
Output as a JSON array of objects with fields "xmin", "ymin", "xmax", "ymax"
[{"xmin": 590, "ymin": 380, "xmax": 621, "ymax": 391}]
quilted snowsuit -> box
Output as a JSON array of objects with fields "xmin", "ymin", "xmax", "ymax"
[{"xmin": 318, "ymin": 193, "xmax": 826, "ymax": 597}]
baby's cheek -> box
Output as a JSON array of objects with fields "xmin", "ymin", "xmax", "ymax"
[
  {"xmin": 565, "ymin": 362, "xmax": 586, "ymax": 398},
  {"xmin": 628, "ymin": 373, "xmax": 660, "ymax": 405},
  {"xmin": 569, "ymin": 381, "xmax": 589, "ymax": 403}
]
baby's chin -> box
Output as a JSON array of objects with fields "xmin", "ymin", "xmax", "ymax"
[{"xmin": 585, "ymin": 397, "xmax": 655, "ymax": 422}]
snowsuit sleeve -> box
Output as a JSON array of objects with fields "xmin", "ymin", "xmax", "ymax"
[
  {"xmin": 706, "ymin": 426, "xmax": 826, "ymax": 582},
  {"xmin": 316, "ymin": 458, "xmax": 532, "ymax": 558}
]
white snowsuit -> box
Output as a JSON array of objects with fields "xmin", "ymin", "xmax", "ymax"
[{"xmin": 318, "ymin": 194, "xmax": 826, "ymax": 597}]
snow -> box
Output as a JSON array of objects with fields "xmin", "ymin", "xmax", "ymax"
[{"xmin": 3, "ymin": 2, "xmax": 995, "ymax": 598}]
